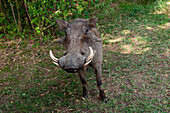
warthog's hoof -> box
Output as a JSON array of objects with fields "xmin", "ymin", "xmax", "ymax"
[
  {"xmin": 99, "ymin": 90, "xmax": 108, "ymax": 103},
  {"xmin": 100, "ymin": 96, "xmax": 108, "ymax": 103},
  {"xmin": 104, "ymin": 99, "xmax": 109, "ymax": 103},
  {"xmin": 83, "ymin": 94, "xmax": 88, "ymax": 98}
]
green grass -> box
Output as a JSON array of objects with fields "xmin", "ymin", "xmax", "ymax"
[{"xmin": 0, "ymin": 1, "xmax": 169, "ymax": 112}]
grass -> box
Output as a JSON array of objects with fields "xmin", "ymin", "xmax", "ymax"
[{"xmin": 0, "ymin": 1, "xmax": 169, "ymax": 112}]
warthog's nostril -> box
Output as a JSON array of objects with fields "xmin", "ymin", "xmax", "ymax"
[
  {"xmin": 64, "ymin": 67, "xmax": 79, "ymax": 73},
  {"xmin": 63, "ymin": 51, "xmax": 67, "ymax": 55}
]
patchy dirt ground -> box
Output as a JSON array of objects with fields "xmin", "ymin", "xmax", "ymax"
[
  {"xmin": 104, "ymin": 45, "xmax": 169, "ymax": 98},
  {"xmin": 0, "ymin": 33, "xmax": 169, "ymax": 112}
]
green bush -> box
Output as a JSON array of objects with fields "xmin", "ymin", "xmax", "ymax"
[
  {"xmin": 0, "ymin": 0, "xmax": 168, "ymax": 39},
  {"xmin": 1, "ymin": 0, "xmax": 89, "ymax": 38}
]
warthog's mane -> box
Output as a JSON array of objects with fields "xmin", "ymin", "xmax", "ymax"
[{"xmin": 71, "ymin": 18, "xmax": 87, "ymax": 24}]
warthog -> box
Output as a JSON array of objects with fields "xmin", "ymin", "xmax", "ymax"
[{"xmin": 49, "ymin": 18, "xmax": 107, "ymax": 102}]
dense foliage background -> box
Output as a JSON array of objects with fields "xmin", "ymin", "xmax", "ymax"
[
  {"xmin": 1, "ymin": 0, "xmax": 89, "ymax": 38},
  {"xmin": 1, "ymin": 0, "xmax": 168, "ymax": 39}
]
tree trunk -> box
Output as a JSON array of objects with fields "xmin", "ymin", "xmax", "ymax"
[
  {"xmin": 15, "ymin": 0, "xmax": 22, "ymax": 31},
  {"xmin": 24, "ymin": 0, "xmax": 36, "ymax": 36}
]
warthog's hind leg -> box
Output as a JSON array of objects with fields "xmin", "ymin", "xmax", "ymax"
[{"xmin": 94, "ymin": 65, "xmax": 108, "ymax": 103}]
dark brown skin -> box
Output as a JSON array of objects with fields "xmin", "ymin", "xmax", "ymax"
[{"xmin": 55, "ymin": 18, "xmax": 107, "ymax": 102}]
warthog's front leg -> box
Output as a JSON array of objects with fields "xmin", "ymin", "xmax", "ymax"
[
  {"xmin": 78, "ymin": 68, "xmax": 88, "ymax": 98},
  {"xmin": 94, "ymin": 65, "xmax": 108, "ymax": 103}
]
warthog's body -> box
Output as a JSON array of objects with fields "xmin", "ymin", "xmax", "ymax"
[{"xmin": 50, "ymin": 18, "xmax": 107, "ymax": 102}]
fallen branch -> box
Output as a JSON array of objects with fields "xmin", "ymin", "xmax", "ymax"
[{"xmin": 42, "ymin": 22, "xmax": 55, "ymax": 31}]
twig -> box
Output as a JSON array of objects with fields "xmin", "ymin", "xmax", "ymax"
[
  {"xmin": 9, "ymin": 0, "xmax": 19, "ymax": 31},
  {"xmin": 63, "ymin": 104, "xmax": 73, "ymax": 113},
  {"xmin": 42, "ymin": 22, "xmax": 55, "ymax": 31}
]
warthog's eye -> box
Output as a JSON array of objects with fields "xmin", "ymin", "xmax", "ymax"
[
  {"xmin": 83, "ymin": 26, "xmax": 89, "ymax": 34},
  {"xmin": 64, "ymin": 28, "xmax": 70, "ymax": 36},
  {"xmin": 85, "ymin": 28, "xmax": 89, "ymax": 33},
  {"xmin": 85, "ymin": 28, "xmax": 90, "ymax": 35}
]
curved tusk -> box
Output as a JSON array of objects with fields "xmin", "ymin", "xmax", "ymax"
[
  {"xmin": 84, "ymin": 47, "xmax": 95, "ymax": 66},
  {"xmin": 49, "ymin": 50, "xmax": 59, "ymax": 65},
  {"xmin": 84, "ymin": 60, "xmax": 93, "ymax": 66},
  {"xmin": 86, "ymin": 47, "xmax": 93, "ymax": 62},
  {"xmin": 53, "ymin": 61, "xmax": 59, "ymax": 66}
]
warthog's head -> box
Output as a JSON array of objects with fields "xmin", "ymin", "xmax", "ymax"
[{"xmin": 50, "ymin": 18, "xmax": 102, "ymax": 73}]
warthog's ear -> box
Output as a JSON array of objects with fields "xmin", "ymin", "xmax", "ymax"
[
  {"xmin": 56, "ymin": 19, "xmax": 69, "ymax": 29},
  {"xmin": 87, "ymin": 18, "xmax": 98, "ymax": 28}
]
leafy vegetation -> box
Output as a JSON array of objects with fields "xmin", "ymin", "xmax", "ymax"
[{"xmin": 0, "ymin": 0, "xmax": 169, "ymax": 112}]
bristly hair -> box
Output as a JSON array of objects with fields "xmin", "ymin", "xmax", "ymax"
[{"xmin": 72, "ymin": 18, "xmax": 87, "ymax": 24}]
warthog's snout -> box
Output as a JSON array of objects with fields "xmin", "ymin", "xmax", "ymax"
[
  {"xmin": 58, "ymin": 53, "xmax": 85, "ymax": 73},
  {"xmin": 49, "ymin": 47, "xmax": 95, "ymax": 73}
]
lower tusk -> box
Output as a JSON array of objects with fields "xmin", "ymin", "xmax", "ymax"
[
  {"xmin": 84, "ymin": 60, "xmax": 92, "ymax": 66},
  {"xmin": 86, "ymin": 47, "xmax": 94, "ymax": 62},
  {"xmin": 86, "ymin": 50, "xmax": 96, "ymax": 63},
  {"xmin": 84, "ymin": 47, "xmax": 95, "ymax": 66},
  {"xmin": 49, "ymin": 50, "xmax": 60, "ymax": 67},
  {"xmin": 53, "ymin": 61, "xmax": 59, "ymax": 66},
  {"xmin": 49, "ymin": 50, "xmax": 59, "ymax": 63}
]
